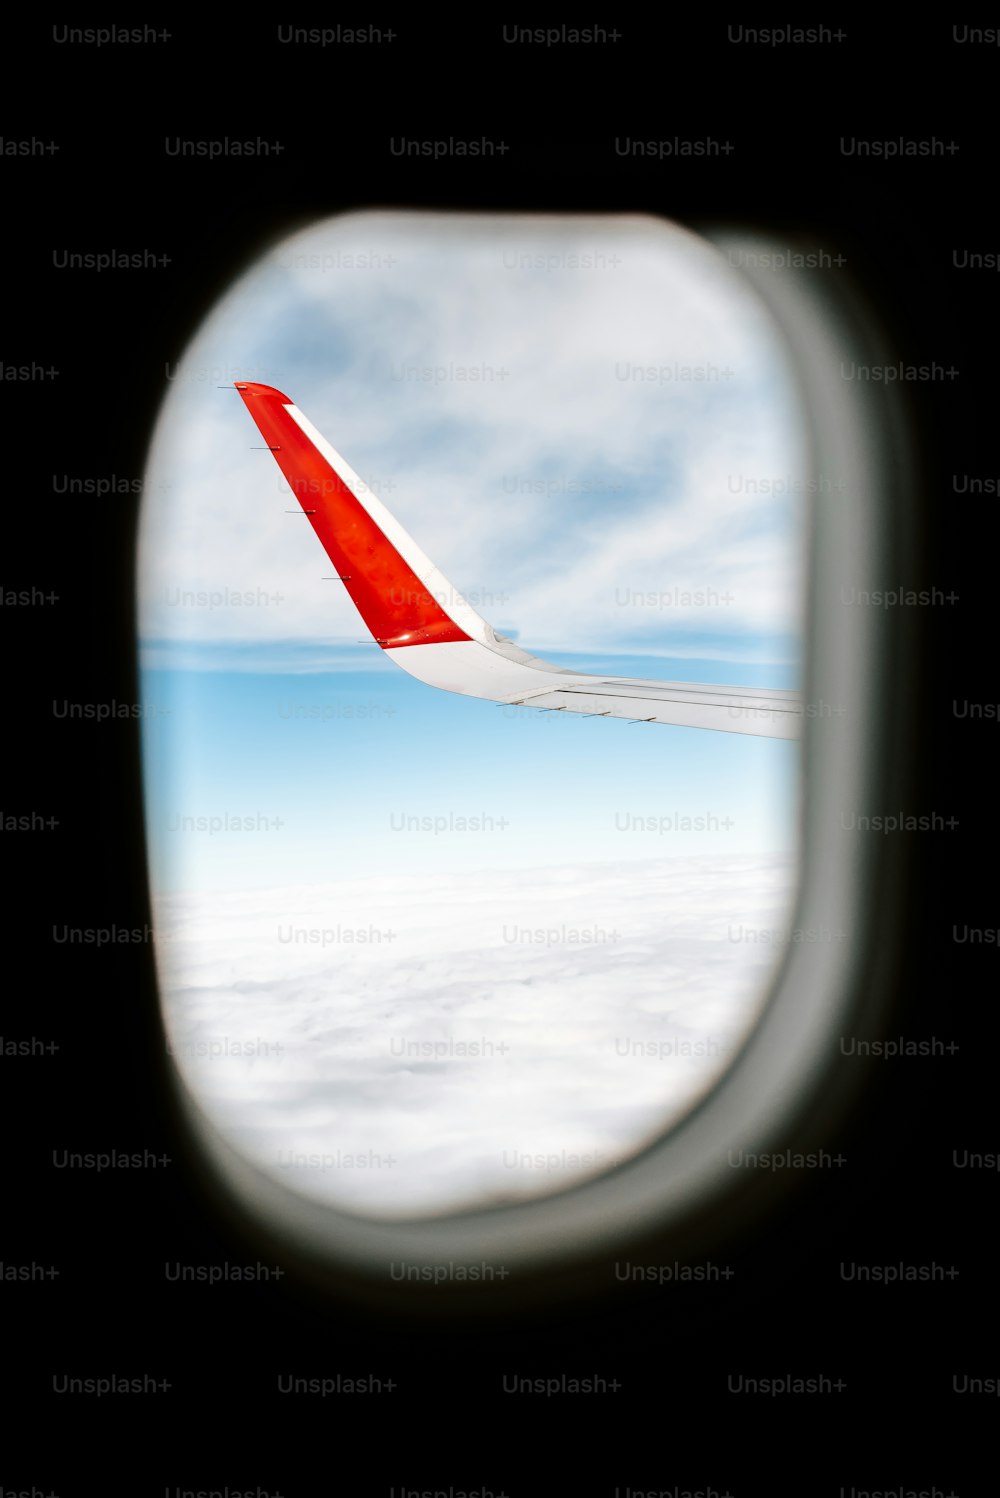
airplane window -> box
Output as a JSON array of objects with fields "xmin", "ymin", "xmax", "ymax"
[{"xmin": 138, "ymin": 212, "xmax": 807, "ymax": 1224}]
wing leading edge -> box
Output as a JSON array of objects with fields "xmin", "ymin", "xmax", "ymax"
[{"xmin": 235, "ymin": 382, "xmax": 801, "ymax": 739}]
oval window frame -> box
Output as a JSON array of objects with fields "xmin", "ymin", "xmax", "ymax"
[{"xmin": 144, "ymin": 220, "xmax": 915, "ymax": 1310}]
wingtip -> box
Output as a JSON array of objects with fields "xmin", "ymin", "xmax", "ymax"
[{"xmin": 234, "ymin": 381, "xmax": 293, "ymax": 404}]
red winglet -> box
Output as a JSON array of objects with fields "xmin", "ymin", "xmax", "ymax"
[{"xmin": 236, "ymin": 383, "xmax": 471, "ymax": 648}]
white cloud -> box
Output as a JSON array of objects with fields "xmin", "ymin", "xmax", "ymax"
[
  {"xmin": 139, "ymin": 213, "xmax": 806, "ymax": 666},
  {"xmin": 157, "ymin": 851, "xmax": 797, "ymax": 1216}
]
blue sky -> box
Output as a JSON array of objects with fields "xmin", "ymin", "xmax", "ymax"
[{"xmin": 141, "ymin": 653, "xmax": 797, "ymax": 894}]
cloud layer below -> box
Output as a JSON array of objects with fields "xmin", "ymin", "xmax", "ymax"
[{"xmin": 157, "ymin": 850, "xmax": 797, "ymax": 1216}]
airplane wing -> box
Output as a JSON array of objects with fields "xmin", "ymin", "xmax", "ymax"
[{"xmin": 235, "ymin": 382, "xmax": 802, "ymax": 739}]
